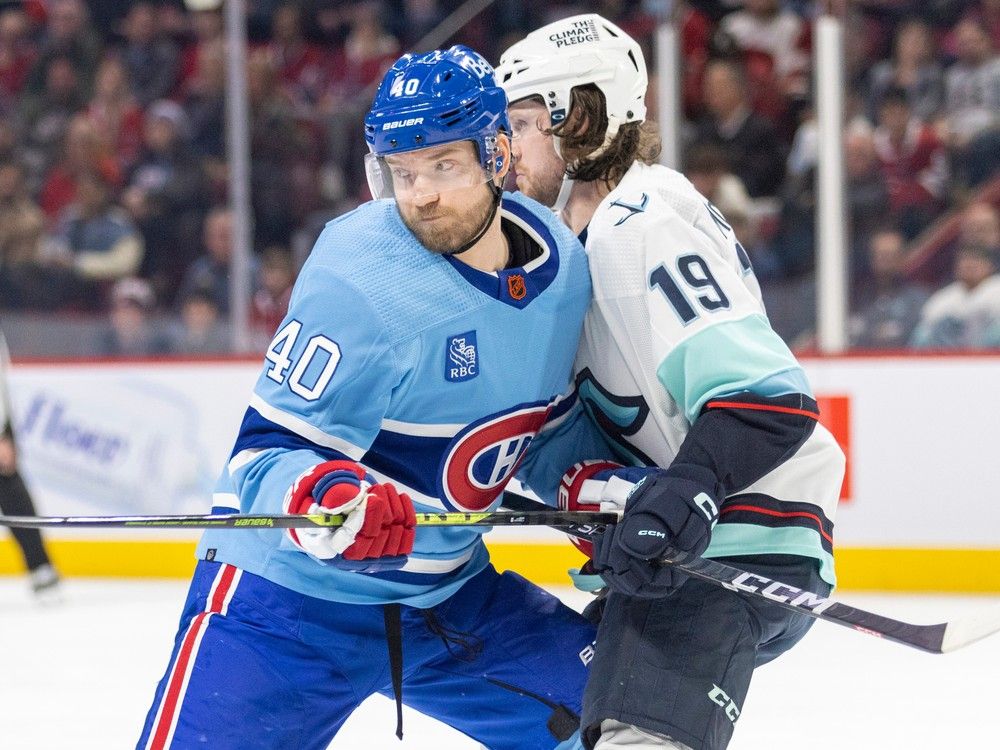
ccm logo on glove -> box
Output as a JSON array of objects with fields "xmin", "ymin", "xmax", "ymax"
[{"xmin": 592, "ymin": 464, "xmax": 723, "ymax": 598}]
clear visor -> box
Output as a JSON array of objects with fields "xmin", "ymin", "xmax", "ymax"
[{"xmin": 365, "ymin": 147, "xmax": 499, "ymax": 201}]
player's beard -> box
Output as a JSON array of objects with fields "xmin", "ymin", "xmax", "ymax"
[
  {"xmin": 397, "ymin": 185, "xmax": 496, "ymax": 255},
  {"xmin": 515, "ymin": 154, "xmax": 566, "ymax": 208}
]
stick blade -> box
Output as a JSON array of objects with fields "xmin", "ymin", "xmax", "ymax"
[{"xmin": 940, "ymin": 605, "xmax": 1000, "ymax": 653}]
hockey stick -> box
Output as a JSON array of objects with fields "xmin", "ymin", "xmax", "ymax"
[
  {"xmin": 501, "ymin": 490, "xmax": 1000, "ymax": 655},
  {"xmin": 0, "ymin": 508, "xmax": 619, "ymax": 531},
  {"xmin": 5, "ymin": 502, "xmax": 999, "ymax": 653}
]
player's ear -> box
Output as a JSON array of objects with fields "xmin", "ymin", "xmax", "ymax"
[{"xmin": 494, "ymin": 132, "xmax": 512, "ymax": 182}]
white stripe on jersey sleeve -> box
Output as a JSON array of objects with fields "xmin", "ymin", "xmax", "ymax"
[
  {"xmin": 249, "ymin": 393, "xmax": 367, "ymax": 460},
  {"xmin": 379, "ymin": 418, "xmax": 464, "ymax": 438}
]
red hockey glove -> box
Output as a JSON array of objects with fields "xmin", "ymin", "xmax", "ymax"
[
  {"xmin": 284, "ymin": 460, "xmax": 416, "ymax": 572},
  {"xmin": 557, "ymin": 460, "xmax": 627, "ymax": 558}
]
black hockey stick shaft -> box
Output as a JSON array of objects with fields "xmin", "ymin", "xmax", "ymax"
[
  {"xmin": 501, "ymin": 490, "xmax": 1000, "ymax": 654},
  {"xmin": 0, "ymin": 508, "xmax": 619, "ymax": 531}
]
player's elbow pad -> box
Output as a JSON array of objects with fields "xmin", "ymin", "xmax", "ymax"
[{"xmin": 676, "ymin": 392, "xmax": 820, "ymax": 496}]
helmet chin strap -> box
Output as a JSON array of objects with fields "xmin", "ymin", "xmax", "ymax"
[
  {"xmin": 548, "ymin": 116, "xmax": 621, "ymax": 213},
  {"xmin": 551, "ymin": 172, "xmax": 575, "ymax": 213},
  {"xmin": 444, "ymin": 182, "xmax": 503, "ymax": 256}
]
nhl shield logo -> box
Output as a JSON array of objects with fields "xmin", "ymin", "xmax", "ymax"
[
  {"xmin": 507, "ymin": 274, "xmax": 527, "ymax": 300},
  {"xmin": 446, "ymin": 331, "xmax": 478, "ymax": 382}
]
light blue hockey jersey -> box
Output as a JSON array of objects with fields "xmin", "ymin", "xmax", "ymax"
[{"xmin": 196, "ymin": 192, "xmax": 604, "ymax": 607}]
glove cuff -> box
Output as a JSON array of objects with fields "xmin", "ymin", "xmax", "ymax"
[
  {"xmin": 558, "ymin": 460, "xmax": 624, "ymax": 511},
  {"xmin": 662, "ymin": 462, "xmax": 723, "ymax": 501},
  {"xmin": 568, "ymin": 567, "xmax": 606, "ymax": 593},
  {"xmin": 558, "ymin": 461, "xmax": 623, "ymax": 560},
  {"xmin": 284, "ymin": 460, "xmax": 372, "ymax": 515}
]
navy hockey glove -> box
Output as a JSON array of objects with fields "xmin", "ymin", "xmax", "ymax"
[
  {"xmin": 559, "ymin": 461, "xmax": 653, "ymax": 592},
  {"xmin": 284, "ymin": 460, "xmax": 416, "ymax": 572},
  {"xmin": 592, "ymin": 464, "xmax": 721, "ymax": 598}
]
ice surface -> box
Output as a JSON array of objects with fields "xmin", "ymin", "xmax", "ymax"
[{"xmin": 2, "ymin": 578, "xmax": 998, "ymax": 748}]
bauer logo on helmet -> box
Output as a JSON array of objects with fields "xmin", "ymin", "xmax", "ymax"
[{"xmin": 382, "ymin": 117, "xmax": 424, "ymax": 131}]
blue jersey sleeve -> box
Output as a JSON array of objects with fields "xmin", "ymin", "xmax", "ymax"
[
  {"xmin": 516, "ymin": 389, "xmax": 616, "ymax": 506},
  {"xmin": 226, "ymin": 262, "xmax": 400, "ymax": 515}
]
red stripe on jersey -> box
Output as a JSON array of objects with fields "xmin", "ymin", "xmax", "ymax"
[
  {"xmin": 720, "ymin": 504, "xmax": 834, "ymax": 544},
  {"xmin": 148, "ymin": 565, "xmax": 237, "ymax": 750},
  {"xmin": 705, "ymin": 400, "xmax": 820, "ymax": 420}
]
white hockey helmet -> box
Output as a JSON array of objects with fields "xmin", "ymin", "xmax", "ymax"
[{"xmin": 496, "ymin": 14, "xmax": 647, "ymax": 144}]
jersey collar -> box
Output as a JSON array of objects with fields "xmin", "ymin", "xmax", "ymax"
[{"xmin": 443, "ymin": 196, "xmax": 560, "ymax": 309}]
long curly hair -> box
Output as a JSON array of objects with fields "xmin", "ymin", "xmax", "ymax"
[{"xmin": 550, "ymin": 84, "xmax": 661, "ymax": 188}]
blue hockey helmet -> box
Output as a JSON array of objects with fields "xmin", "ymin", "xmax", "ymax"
[{"xmin": 364, "ymin": 45, "xmax": 510, "ymax": 172}]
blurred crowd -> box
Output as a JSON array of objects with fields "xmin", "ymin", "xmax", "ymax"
[{"xmin": 0, "ymin": 0, "xmax": 996, "ymax": 355}]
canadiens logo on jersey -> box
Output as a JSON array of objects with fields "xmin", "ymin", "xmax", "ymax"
[
  {"xmin": 446, "ymin": 331, "xmax": 478, "ymax": 382},
  {"xmin": 440, "ymin": 403, "xmax": 551, "ymax": 511}
]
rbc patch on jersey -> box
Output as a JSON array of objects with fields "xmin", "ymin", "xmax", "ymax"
[{"xmin": 446, "ymin": 331, "xmax": 479, "ymax": 382}]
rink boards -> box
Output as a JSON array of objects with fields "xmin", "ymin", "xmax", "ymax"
[{"xmin": 2, "ymin": 354, "xmax": 1000, "ymax": 592}]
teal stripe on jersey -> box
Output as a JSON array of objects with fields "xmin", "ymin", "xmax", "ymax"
[
  {"xmin": 705, "ymin": 522, "xmax": 836, "ymax": 587},
  {"xmin": 655, "ymin": 314, "xmax": 813, "ymax": 423}
]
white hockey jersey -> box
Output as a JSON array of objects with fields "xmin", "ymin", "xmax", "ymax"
[{"xmin": 575, "ymin": 162, "xmax": 844, "ymax": 585}]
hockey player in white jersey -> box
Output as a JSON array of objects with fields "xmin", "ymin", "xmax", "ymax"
[
  {"xmin": 137, "ymin": 46, "xmax": 604, "ymax": 750},
  {"xmin": 498, "ymin": 15, "xmax": 846, "ymax": 750}
]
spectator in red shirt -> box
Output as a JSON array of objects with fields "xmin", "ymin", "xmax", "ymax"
[
  {"xmin": 318, "ymin": 1, "xmax": 399, "ymax": 200},
  {"xmin": 38, "ymin": 113, "xmax": 120, "ymax": 226},
  {"xmin": 873, "ymin": 86, "xmax": 949, "ymax": 239},
  {"xmin": 0, "ymin": 8, "xmax": 37, "ymax": 108},
  {"xmin": 85, "ymin": 55, "xmax": 144, "ymax": 175},
  {"xmin": 984, "ymin": 0, "xmax": 1000, "ymax": 51},
  {"xmin": 176, "ymin": 4, "xmax": 224, "ymax": 97},
  {"xmin": 676, "ymin": 3, "xmax": 714, "ymax": 118},
  {"xmin": 719, "ymin": 0, "xmax": 810, "ymax": 98},
  {"xmin": 265, "ymin": 3, "xmax": 326, "ymax": 108}
]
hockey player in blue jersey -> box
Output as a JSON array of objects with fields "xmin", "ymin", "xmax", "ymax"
[
  {"xmin": 137, "ymin": 46, "xmax": 604, "ymax": 750},
  {"xmin": 498, "ymin": 15, "xmax": 846, "ymax": 750}
]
